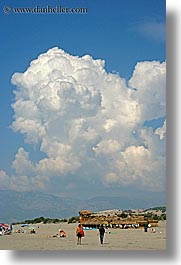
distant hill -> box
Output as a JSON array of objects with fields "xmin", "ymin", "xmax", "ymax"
[
  {"xmin": 0, "ymin": 190, "xmax": 80, "ymax": 223},
  {"xmin": 0, "ymin": 190, "xmax": 166, "ymax": 223}
]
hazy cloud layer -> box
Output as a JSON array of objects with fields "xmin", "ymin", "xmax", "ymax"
[
  {"xmin": 2, "ymin": 47, "xmax": 166, "ymax": 194},
  {"xmin": 135, "ymin": 21, "xmax": 166, "ymax": 42}
]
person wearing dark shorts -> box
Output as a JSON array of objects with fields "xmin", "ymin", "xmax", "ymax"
[
  {"xmin": 99, "ymin": 224, "xmax": 105, "ymax": 244},
  {"xmin": 76, "ymin": 224, "xmax": 84, "ymax": 245}
]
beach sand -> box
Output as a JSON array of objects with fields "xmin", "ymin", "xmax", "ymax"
[{"xmin": 0, "ymin": 221, "xmax": 166, "ymax": 250}]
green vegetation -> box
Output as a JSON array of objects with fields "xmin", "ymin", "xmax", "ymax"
[
  {"xmin": 13, "ymin": 215, "xmax": 80, "ymax": 225},
  {"xmin": 14, "ymin": 216, "xmax": 69, "ymax": 224},
  {"xmin": 144, "ymin": 206, "xmax": 166, "ymax": 213},
  {"xmin": 24, "ymin": 216, "xmax": 64, "ymax": 224},
  {"xmin": 68, "ymin": 216, "xmax": 80, "ymax": 223},
  {"xmin": 117, "ymin": 212, "xmax": 128, "ymax": 218},
  {"xmin": 142, "ymin": 206, "xmax": 166, "ymax": 220},
  {"xmin": 13, "ymin": 215, "xmax": 81, "ymax": 225},
  {"xmin": 143, "ymin": 212, "xmax": 166, "ymax": 221}
]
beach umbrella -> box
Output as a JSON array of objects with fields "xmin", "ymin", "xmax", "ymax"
[
  {"xmin": 0, "ymin": 224, "xmax": 9, "ymax": 228},
  {"xmin": 21, "ymin": 224, "xmax": 29, "ymax": 227}
]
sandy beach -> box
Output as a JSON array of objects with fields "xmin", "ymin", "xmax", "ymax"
[{"xmin": 0, "ymin": 221, "xmax": 166, "ymax": 250}]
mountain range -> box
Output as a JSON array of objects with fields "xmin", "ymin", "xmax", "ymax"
[{"xmin": 0, "ymin": 190, "xmax": 165, "ymax": 223}]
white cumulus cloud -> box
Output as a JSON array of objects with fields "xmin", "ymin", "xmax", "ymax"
[
  {"xmin": 129, "ymin": 61, "xmax": 166, "ymax": 122},
  {"xmin": 3, "ymin": 47, "xmax": 166, "ymax": 193}
]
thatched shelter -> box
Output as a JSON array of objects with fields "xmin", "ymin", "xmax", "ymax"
[
  {"xmin": 79, "ymin": 210, "xmax": 92, "ymax": 216},
  {"xmin": 79, "ymin": 209, "xmax": 158, "ymax": 229}
]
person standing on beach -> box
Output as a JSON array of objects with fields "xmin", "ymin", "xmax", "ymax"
[
  {"xmin": 76, "ymin": 224, "xmax": 84, "ymax": 245},
  {"xmin": 98, "ymin": 224, "xmax": 105, "ymax": 244}
]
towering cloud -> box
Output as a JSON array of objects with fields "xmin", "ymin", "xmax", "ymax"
[{"xmin": 7, "ymin": 47, "xmax": 166, "ymax": 193}]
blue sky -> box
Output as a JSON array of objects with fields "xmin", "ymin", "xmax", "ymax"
[{"xmin": 0, "ymin": 0, "xmax": 166, "ymax": 206}]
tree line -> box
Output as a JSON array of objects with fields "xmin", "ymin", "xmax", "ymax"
[{"xmin": 12, "ymin": 216, "xmax": 80, "ymax": 225}]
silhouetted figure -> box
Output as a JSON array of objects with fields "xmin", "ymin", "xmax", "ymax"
[{"xmin": 99, "ymin": 224, "xmax": 105, "ymax": 244}]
